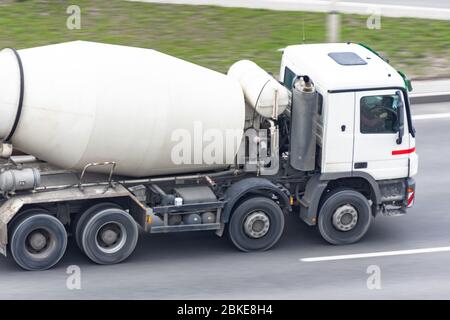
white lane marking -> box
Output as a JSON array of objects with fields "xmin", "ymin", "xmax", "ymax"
[
  {"xmin": 412, "ymin": 113, "xmax": 450, "ymax": 120},
  {"xmin": 301, "ymin": 246, "xmax": 450, "ymax": 262}
]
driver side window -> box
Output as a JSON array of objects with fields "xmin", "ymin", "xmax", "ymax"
[{"xmin": 360, "ymin": 95, "xmax": 399, "ymax": 134}]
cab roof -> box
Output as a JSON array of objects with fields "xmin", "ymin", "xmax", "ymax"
[{"xmin": 282, "ymin": 43, "xmax": 405, "ymax": 92}]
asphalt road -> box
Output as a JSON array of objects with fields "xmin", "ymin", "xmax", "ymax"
[
  {"xmin": 134, "ymin": 0, "xmax": 450, "ymax": 8},
  {"xmin": 0, "ymin": 100, "xmax": 449, "ymax": 299},
  {"xmin": 131, "ymin": 0, "xmax": 450, "ymax": 20},
  {"xmin": 343, "ymin": 0, "xmax": 450, "ymax": 8}
]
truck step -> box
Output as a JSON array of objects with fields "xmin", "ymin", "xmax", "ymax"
[
  {"xmin": 150, "ymin": 222, "xmax": 222, "ymax": 234},
  {"xmin": 382, "ymin": 207, "xmax": 407, "ymax": 217}
]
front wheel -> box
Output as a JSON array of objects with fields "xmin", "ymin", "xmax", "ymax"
[
  {"xmin": 318, "ymin": 188, "xmax": 373, "ymax": 245},
  {"xmin": 228, "ymin": 197, "xmax": 285, "ymax": 252}
]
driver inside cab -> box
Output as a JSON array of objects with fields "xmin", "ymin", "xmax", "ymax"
[{"xmin": 360, "ymin": 95, "xmax": 398, "ymax": 134}]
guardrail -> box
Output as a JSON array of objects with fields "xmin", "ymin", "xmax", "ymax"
[{"xmin": 410, "ymin": 92, "xmax": 450, "ymax": 105}]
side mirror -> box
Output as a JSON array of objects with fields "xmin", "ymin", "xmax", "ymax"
[{"xmin": 395, "ymin": 91, "xmax": 404, "ymax": 145}]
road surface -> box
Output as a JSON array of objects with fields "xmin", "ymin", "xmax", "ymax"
[
  {"xmin": 131, "ymin": 0, "xmax": 450, "ymax": 9},
  {"xmin": 129, "ymin": 0, "xmax": 450, "ymax": 20},
  {"xmin": 344, "ymin": 0, "xmax": 450, "ymax": 8},
  {"xmin": 0, "ymin": 99, "xmax": 449, "ymax": 299}
]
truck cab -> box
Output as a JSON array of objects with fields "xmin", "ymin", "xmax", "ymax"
[{"xmin": 280, "ymin": 43, "xmax": 417, "ymax": 225}]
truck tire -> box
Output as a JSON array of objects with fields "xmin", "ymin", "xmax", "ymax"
[
  {"xmin": 228, "ymin": 197, "xmax": 285, "ymax": 252},
  {"xmin": 74, "ymin": 202, "xmax": 121, "ymax": 253},
  {"xmin": 80, "ymin": 207, "xmax": 138, "ymax": 265},
  {"xmin": 9, "ymin": 210, "xmax": 67, "ymax": 271},
  {"xmin": 318, "ymin": 188, "xmax": 372, "ymax": 245}
]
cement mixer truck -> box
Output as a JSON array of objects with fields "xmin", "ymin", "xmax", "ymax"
[{"xmin": 0, "ymin": 41, "xmax": 417, "ymax": 270}]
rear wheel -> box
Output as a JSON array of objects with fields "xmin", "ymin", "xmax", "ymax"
[
  {"xmin": 73, "ymin": 202, "xmax": 121, "ymax": 253},
  {"xmin": 228, "ymin": 197, "xmax": 285, "ymax": 252},
  {"xmin": 318, "ymin": 188, "xmax": 372, "ymax": 245},
  {"xmin": 9, "ymin": 210, "xmax": 67, "ymax": 271},
  {"xmin": 80, "ymin": 206, "xmax": 138, "ymax": 265}
]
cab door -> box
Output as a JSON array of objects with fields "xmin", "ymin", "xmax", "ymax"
[{"xmin": 353, "ymin": 89, "xmax": 410, "ymax": 180}]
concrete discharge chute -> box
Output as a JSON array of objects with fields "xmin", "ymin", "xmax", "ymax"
[{"xmin": 228, "ymin": 60, "xmax": 291, "ymax": 118}]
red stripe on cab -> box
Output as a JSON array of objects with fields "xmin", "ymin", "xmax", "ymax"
[{"xmin": 392, "ymin": 147, "xmax": 416, "ymax": 156}]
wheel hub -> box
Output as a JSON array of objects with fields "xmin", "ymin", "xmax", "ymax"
[
  {"xmin": 96, "ymin": 222, "xmax": 127, "ymax": 254},
  {"xmin": 25, "ymin": 228, "xmax": 52, "ymax": 254},
  {"xmin": 332, "ymin": 204, "xmax": 358, "ymax": 232},
  {"xmin": 101, "ymin": 229, "xmax": 119, "ymax": 246},
  {"xmin": 244, "ymin": 211, "xmax": 270, "ymax": 238},
  {"xmin": 29, "ymin": 231, "xmax": 47, "ymax": 251}
]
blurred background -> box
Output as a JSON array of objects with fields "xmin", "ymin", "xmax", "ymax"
[{"xmin": 0, "ymin": 0, "xmax": 448, "ymax": 78}]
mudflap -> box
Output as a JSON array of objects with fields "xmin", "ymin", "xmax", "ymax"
[{"xmin": 0, "ymin": 198, "xmax": 25, "ymax": 256}]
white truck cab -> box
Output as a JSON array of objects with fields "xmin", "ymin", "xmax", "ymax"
[
  {"xmin": 280, "ymin": 42, "xmax": 417, "ymax": 223},
  {"xmin": 281, "ymin": 42, "xmax": 417, "ymax": 180}
]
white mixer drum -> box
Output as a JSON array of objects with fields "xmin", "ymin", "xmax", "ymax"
[{"xmin": 0, "ymin": 41, "xmax": 245, "ymax": 177}]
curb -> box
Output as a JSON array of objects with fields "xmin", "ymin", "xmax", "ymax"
[{"xmin": 410, "ymin": 92, "xmax": 450, "ymax": 104}]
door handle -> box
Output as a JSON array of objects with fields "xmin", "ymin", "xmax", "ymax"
[{"xmin": 354, "ymin": 162, "xmax": 368, "ymax": 169}]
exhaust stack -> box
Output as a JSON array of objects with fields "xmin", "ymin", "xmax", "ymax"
[{"xmin": 289, "ymin": 76, "xmax": 318, "ymax": 171}]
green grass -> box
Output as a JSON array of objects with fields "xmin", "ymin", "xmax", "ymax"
[{"xmin": 0, "ymin": 0, "xmax": 449, "ymax": 78}]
